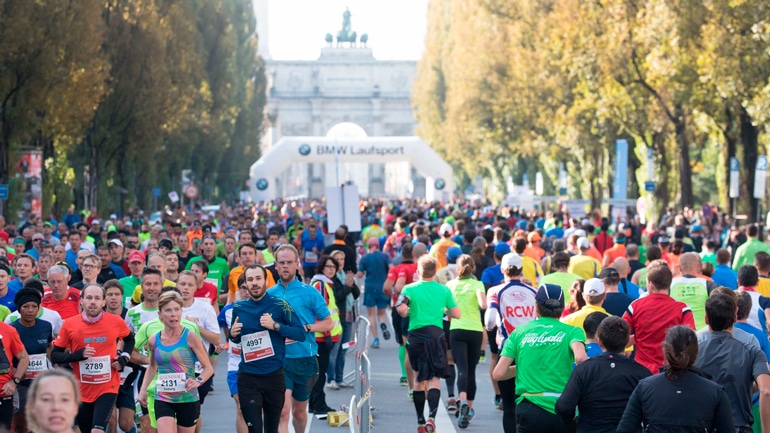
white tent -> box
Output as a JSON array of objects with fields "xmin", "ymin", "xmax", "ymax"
[{"xmin": 249, "ymin": 136, "xmax": 454, "ymax": 202}]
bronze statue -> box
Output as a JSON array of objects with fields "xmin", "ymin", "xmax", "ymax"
[{"xmin": 325, "ymin": 8, "xmax": 369, "ymax": 47}]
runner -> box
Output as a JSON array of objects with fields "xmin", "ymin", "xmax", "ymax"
[
  {"xmin": 10, "ymin": 288, "xmax": 52, "ymax": 433},
  {"xmin": 229, "ymin": 264, "xmax": 307, "ymax": 433},
  {"xmin": 568, "ymin": 237, "xmax": 603, "ymax": 280},
  {"xmin": 445, "ymin": 254, "xmax": 486, "ymax": 429},
  {"xmin": 385, "ymin": 243, "xmax": 418, "ymax": 390},
  {"xmin": 24, "ymin": 369, "xmax": 81, "ymax": 433},
  {"xmin": 561, "ymin": 278, "xmax": 609, "ymax": 330},
  {"xmin": 119, "ymin": 250, "xmax": 146, "ymax": 306},
  {"xmin": 51, "ymin": 284, "xmax": 134, "ymax": 433},
  {"xmin": 138, "ymin": 291, "xmax": 214, "ymax": 433},
  {"xmin": 218, "ymin": 276, "xmax": 249, "ymax": 433},
  {"xmin": 72, "ymin": 254, "xmax": 101, "ymax": 290},
  {"xmin": 484, "ymin": 253, "xmax": 538, "ymax": 433},
  {"xmin": 42, "ymin": 265, "xmax": 81, "ymax": 319},
  {"xmin": 190, "ymin": 261, "xmax": 220, "ymax": 309},
  {"xmin": 8, "ymin": 253, "xmax": 35, "ymax": 295},
  {"xmin": 228, "ymin": 243, "xmax": 275, "ymax": 305},
  {"xmin": 357, "ymin": 237, "xmax": 391, "ymax": 348},
  {"xmin": 396, "ymin": 255, "xmax": 460, "ymax": 433},
  {"xmin": 492, "ymin": 283, "xmax": 587, "ymax": 432},
  {"xmin": 185, "ymin": 236, "xmax": 229, "ymax": 294},
  {"xmin": 429, "ymin": 223, "xmax": 458, "ymax": 269},
  {"xmin": 102, "ymin": 280, "xmax": 137, "ymax": 433},
  {"xmin": 130, "ymin": 253, "xmax": 177, "ymax": 306}
]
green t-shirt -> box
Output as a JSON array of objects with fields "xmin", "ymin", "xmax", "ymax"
[
  {"xmin": 669, "ymin": 277, "xmax": 709, "ymax": 330},
  {"xmin": 500, "ymin": 317, "xmax": 586, "ymax": 414},
  {"xmin": 263, "ymin": 250, "xmax": 275, "ymax": 265},
  {"xmin": 404, "ymin": 280, "xmax": 457, "ymax": 331},
  {"xmin": 118, "ymin": 275, "xmax": 141, "ymax": 304},
  {"xmin": 446, "ymin": 278, "xmax": 484, "ymax": 332},
  {"xmin": 700, "ymin": 251, "xmax": 717, "ymax": 266},
  {"xmin": 733, "ymin": 238, "xmax": 770, "ymax": 270},
  {"xmin": 185, "ymin": 256, "xmax": 229, "ymax": 291},
  {"xmin": 539, "ymin": 272, "xmax": 581, "ymax": 303}
]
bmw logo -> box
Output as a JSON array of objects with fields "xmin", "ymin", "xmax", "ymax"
[
  {"xmin": 298, "ymin": 144, "xmax": 311, "ymax": 156},
  {"xmin": 434, "ymin": 178, "xmax": 446, "ymax": 190},
  {"xmin": 256, "ymin": 178, "xmax": 269, "ymax": 191}
]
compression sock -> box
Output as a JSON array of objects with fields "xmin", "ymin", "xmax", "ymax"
[
  {"xmin": 428, "ymin": 389, "xmax": 441, "ymax": 419},
  {"xmin": 446, "ymin": 364, "xmax": 456, "ymax": 397},
  {"xmin": 413, "ymin": 390, "xmax": 426, "ymax": 424},
  {"xmin": 399, "ymin": 345, "xmax": 407, "ymax": 377}
]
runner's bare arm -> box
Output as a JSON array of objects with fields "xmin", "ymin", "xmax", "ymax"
[
  {"xmin": 447, "ymin": 306, "xmax": 461, "ymax": 320},
  {"xmin": 492, "ymin": 356, "xmax": 516, "ymax": 381},
  {"xmin": 137, "ymin": 340, "xmax": 157, "ymax": 407},
  {"xmin": 571, "ymin": 341, "xmax": 588, "ymax": 364}
]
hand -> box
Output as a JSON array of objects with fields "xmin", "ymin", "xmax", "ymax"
[
  {"xmin": 185, "ymin": 378, "xmax": 201, "ymax": 391},
  {"xmin": 345, "ymin": 271, "xmax": 354, "ymax": 286},
  {"xmin": 138, "ymin": 390, "xmax": 148, "ymax": 407},
  {"xmin": 384, "ymin": 287, "xmax": 392, "ymax": 298},
  {"xmin": 111, "ymin": 360, "xmax": 122, "ymax": 370},
  {"xmin": 2, "ymin": 381, "xmax": 15, "ymax": 397},
  {"xmin": 260, "ymin": 313, "xmax": 275, "ymax": 330},
  {"xmin": 83, "ymin": 345, "xmax": 96, "ymax": 358},
  {"xmin": 214, "ymin": 343, "xmax": 226, "ymax": 354},
  {"xmin": 230, "ymin": 316, "xmax": 243, "ymax": 338}
]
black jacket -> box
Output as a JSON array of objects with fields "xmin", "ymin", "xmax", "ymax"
[
  {"xmin": 616, "ymin": 368, "xmax": 734, "ymax": 433},
  {"xmin": 332, "ymin": 275, "xmax": 360, "ymax": 323},
  {"xmin": 555, "ymin": 352, "xmax": 650, "ymax": 432}
]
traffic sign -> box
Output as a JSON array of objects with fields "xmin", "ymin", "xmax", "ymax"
[
  {"xmin": 644, "ymin": 181, "xmax": 656, "ymax": 192},
  {"xmin": 183, "ymin": 184, "xmax": 199, "ymax": 199},
  {"xmin": 0, "ymin": 184, "xmax": 7, "ymax": 200},
  {"xmin": 168, "ymin": 191, "xmax": 180, "ymax": 203},
  {"xmin": 152, "ymin": 187, "xmax": 161, "ymax": 197},
  {"xmin": 754, "ymin": 155, "xmax": 767, "ymax": 199}
]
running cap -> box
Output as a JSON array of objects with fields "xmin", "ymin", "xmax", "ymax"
[
  {"xmin": 128, "ymin": 250, "xmax": 146, "ymax": 263},
  {"xmin": 439, "ymin": 223, "xmax": 453, "ymax": 236},
  {"xmin": 446, "ymin": 246, "xmax": 462, "ymax": 263},
  {"xmin": 536, "ymin": 284, "xmax": 564, "ymax": 310},
  {"xmin": 494, "ymin": 242, "xmax": 511, "ymax": 256},
  {"xmin": 584, "ymin": 278, "xmax": 606, "ymax": 296},
  {"xmin": 577, "ymin": 237, "xmax": 590, "ymax": 249},
  {"xmin": 527, "ymin": 232, "xmax": 541, "ymax": 242},
  {"xmin": 500, "ymin": 253, "xmax": 522, "ymax": 269},
  {"xmin": 108, "ymin": 239, "xmax": 124, "ymax": 248}
]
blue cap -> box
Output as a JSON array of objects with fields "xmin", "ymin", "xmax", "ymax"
[
  {"xmin": 536, "ymin": 284, "xmax": 565, "ymax": 310},
  {"xmin": 494, "ymin": 242, "xmax": 511, "ymax": 256},
  {"xmin": 691, "ymin": 225, "xmax": 702, "ymax": 233},
  {"xmin": 446, "ymin": 246, "xmax": 462, "ymax": 263},
  {"xmin": 224, "ymin": 225, "xmax": 235, "ymax": 232}
]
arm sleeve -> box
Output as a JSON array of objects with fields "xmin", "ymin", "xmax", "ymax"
[
  {"xmin": 554, "ymin": 367, "xmax": 582, "ymax": 423},
  {"xmin": 228, "ymin": 308, "xmax": 242, "ymax": 344},
  {"xmin": 121, "ymin": 331, "xmax": 135, "ymax": 355},
  {"xmin": 50, "ymin": 345, "xmax": 86, "ymax": 364},
  {"xmin": 616, "ymin": 383, "xmax": 645, "ymax": 433}
]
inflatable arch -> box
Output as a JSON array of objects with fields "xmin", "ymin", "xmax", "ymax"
[{"xmin": 249, "ymin": 136, "xmax": 454, "ymax": 202}]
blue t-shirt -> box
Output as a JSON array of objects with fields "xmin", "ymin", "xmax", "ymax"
[
  {"xmin": 735, "ymin": 322, "xmax": 770, "ymax": 361},
  {"xmin": 619, "ymin": 279, "xmax": 641, "ymax": 299},
  {"xmin": 11, "ymin": 319, "xmax": 52, "ymax": 356},
  {"xmin": 267, "ymin": 279, "xmax": 330, "ymax": 358},
  {"xmin": 65, "ymin": 249, "xmax": 79, "ymax": 271},
  {"xmin": 0, "ymin": 286, "xmax": 19, "ymax": 312},
  {"xmin": 586, "ymin": 342, "xmax": 603, "ymax": 358},
  {"xmin": 358, "ymin": 252, "xmax": 390, "ymax": 290},
  {"xmin": 481, "ymin": 264, "xmax": 503, "ymax": 288},
  {"xmin": 712, "ymin": 264, "xmax": 738, "ymax": 290},
  {"xmin": 300, "ymin": 231, "xmax": 325, "ymax": 268},
  {"xmin": 109, "ymin": 263, "xmax": 127, "ymax": 279}
]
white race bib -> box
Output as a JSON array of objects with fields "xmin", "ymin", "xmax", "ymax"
[
  {"xmin": 26, "ymin": 354, "xmax": 47, "ymax": 379},
  {"xmin": 231, "ymin": 344, "xmax": 242, "ymax": 356},
  {"xmin": 304, "ymin": 251, "xmax": 318, "ymax": 263},
  {"xmin": 79, "ymin": 356, "xmax": 111, "ymax": 384},
  {"xmin": 156, "ymin": 372, "xmax": 187, "ymax": 393},
  {"xmin": 242, "ymin": 331, "xmax": 274, "ymax": 362}
]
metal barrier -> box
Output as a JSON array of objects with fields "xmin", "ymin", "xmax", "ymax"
[{"xmin": 338, "ymin": 300, "xmax": 373, "ymax": 432}]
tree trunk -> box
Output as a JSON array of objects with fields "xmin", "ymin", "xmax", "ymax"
[
  {"xmin": 653, "ymin": 132, "xmax": 669, "ymax": 216},
  {"xmin": 740, "ymin": 106, "xmax": 759, "ymax": 222},
  {"xmin": 723, "ymin": 106, "xmax": 737, "ymax": 213},
  {"xmin": 674, "ymin": 104, "xmax": 693, "ymax": 209}
]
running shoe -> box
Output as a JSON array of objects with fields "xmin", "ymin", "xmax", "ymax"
[
  {"xmin": 425, "ymin": 418, "xmax": 436, "ymax": 433},
  {"xmin": 338, "ymin": 381, "xmax": 353, "ymax": 388},
  {"xmin": 326, "ymin": 381, "xmax": 340, "ymax": 390},
  {"xmin": 458, "ymin": 402, "xmax": 470, "ymax": 429},
  {"xmin": 380, "ymin": 323, "xmax": 391, "ymax": 340},
  {"xmin": 371, "ymin": 338, "xmax": 380, "ymax": 349},
  {"xmin": 399, "ymin": 377, "xmax": 408, "ymax": 386},
  {"xmin": 417, "ymin": 425, "xmax": 428, "ymax": 433},
  {"xmin": 408, "ymin": 389, "xmax": 414, "ymax": 401},
  {"xmin": 494, "ymin": 395, "xmax": 503, "ymax": 411},
  {"xmin": 467, "ymin": 408, "xmax": 476, "ymax": 424},
  {"xmin": 446, "ymin": 398, "xmax": 458, "ymax": 413},
  {"xmin": 312, "ymin": 404, "xmax": 334, "ymax": 414},
  {"xmin": 479, "ymin": 350, "xmax": 486, "ymax": 362}
]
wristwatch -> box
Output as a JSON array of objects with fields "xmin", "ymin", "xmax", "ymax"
[
  {"xmin": 272, "ymin": 322, "xmax": 280, "ymax": 331},
  {"xmin": 12, "ymin": 377, "xmax": 20, "ymax": 385}
]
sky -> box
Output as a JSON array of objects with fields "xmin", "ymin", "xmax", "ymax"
[{"xmin": 258, "ymin": 0, "xmax": 430, "ymax": 60}]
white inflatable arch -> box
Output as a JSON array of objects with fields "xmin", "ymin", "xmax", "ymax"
[{"xmin": 249, "ymin": 135, "xmax": 454, "ymax": 202}]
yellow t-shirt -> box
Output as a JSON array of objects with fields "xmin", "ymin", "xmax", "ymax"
[
  {"xmin": 568, "ymin": 255, "xmax": 603, "ymax": 280},
  {"xmin": 561, "ymin": 305, "xmax": 609, "ymax": 330},
  {"xmin": 757, "ymin": 277, "xmax": 770, "ymax": 297},
  {"xmin": 520, "ymin": 255, "xmax": 544, "ymax": 286}
]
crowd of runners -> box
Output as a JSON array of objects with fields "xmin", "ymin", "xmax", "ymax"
[{"xmin": 0, "ymin": 199, "xmax": 767, "ymax": 432}]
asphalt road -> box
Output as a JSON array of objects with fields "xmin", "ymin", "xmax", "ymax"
[{"xmin": 198, "ymin": 321, "xmax": 505, "ymax": 433}]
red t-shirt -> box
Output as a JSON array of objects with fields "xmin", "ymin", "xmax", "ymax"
[
  {"xmin": 387, "ymin": 262, "xmax": 418, "ymax": 305},
  {"xmin": 194, "ymin": 282, "xmax": 219, "ymax": 305},
  {"xmin": 0, "ymin": 323, "xmax": 25, "ymax": 396},
  {"xmin": 623, "ymin": 293, "xmax": 695, "ymax": 374},
  {"xmin": 42, "ymin": 288, "xmax": 81, "ymax": 319},
  {"xmin": 54, "ymin": 313, "xmax": 131, "ymax": 403}
]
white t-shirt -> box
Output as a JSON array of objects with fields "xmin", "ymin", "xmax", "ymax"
[
  {"xmin": 224, "ymin": 308, "xmax": 241, "ymax": 371},
  {"xmin": 125, "ymin": 304, "xmax": 159, "ymax": 333},
  {"xmin": 183, "ymin": 299, "xmax": 219, "ymax": 350},
  {"xmin": 5, "ymin": 306, "xmax": 63, "ymax": 337}
]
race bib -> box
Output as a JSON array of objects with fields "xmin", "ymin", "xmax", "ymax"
[
  {"xmin": 79, "ymin": 356, "xmax": 111, "ymax": 384},
  {"xmin": 119, "ymin": 366, "xmax": 133, "ymax": 385},
  {"xmin": 25, "ymin": 354, "xmax": 47, "ymax": 379},
  {"xmin": 156, "ymin": 372, "xmax": 187, "ymax": 393},
  {"xmin": 304, "ymin": 251, "xmax": 318, "ymax": 263},
  {"xmin": 242, "ymin": 331, "xmax": 274, "ymax": 362},
  {"xmin": 231, "ymin": 344, "xmax": 242, "ymax": 356}
]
